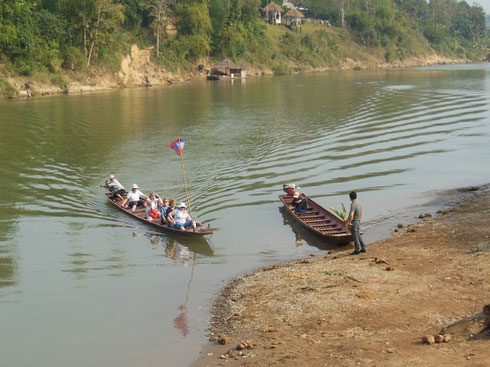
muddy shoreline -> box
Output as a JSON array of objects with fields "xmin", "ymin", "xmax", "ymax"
[{"xmin": 194, "ymin": 185, "xmax": 489, "ymax": 366}]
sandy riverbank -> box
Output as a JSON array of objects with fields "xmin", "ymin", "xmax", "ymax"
[
  {"xmin": 194, "ymin": 185, "xmax": 489, "ymax": 366},
  {"xmin": 1, "ymin": 46, "xmax": 471, "ymax": 100}
]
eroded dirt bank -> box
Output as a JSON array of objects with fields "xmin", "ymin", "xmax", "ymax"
[{"xmin": 195, "ymin": 186, "xmax": 489, "ymax": 366}]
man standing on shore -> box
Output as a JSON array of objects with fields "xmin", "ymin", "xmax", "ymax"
[{"xmin": 347, "ymin": 191, "xmax": 366, "ymax": 255}]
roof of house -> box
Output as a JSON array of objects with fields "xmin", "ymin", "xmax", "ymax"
[
  {"xmin": 214, "ymin": 59, "xmax": 244, "ymax": 70},
  {"xmin": 263, "ymin": 2, "xmax": 284, "ymax": 13},
  {"xmin": 285, "ymin": 8, "xmax": 304, "ymax": 18}
]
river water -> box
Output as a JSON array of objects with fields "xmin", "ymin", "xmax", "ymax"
[{"xmin": 0, "ymin": 63, "xmax": 489, "ymax": 366}]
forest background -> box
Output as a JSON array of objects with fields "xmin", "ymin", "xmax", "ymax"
[{"xmin": 0, "ymin": 0, "xmax": 489, "ymax": 97}]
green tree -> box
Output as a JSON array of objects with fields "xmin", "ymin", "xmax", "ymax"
[
  {"xmin": 175, "ymin": 0, "xmax": 211, "ymax": 36},
  {"xmin": 451, "ymin": 2, "xmax": 485, "ymax": 41},
  {"xmin": 144, "ymin": 0, "xmax": 175, "ymax": 58},
  {"xmin": 85, "ymin": 0, "xmax": 124, "ymax": 66},
  {"xmin": 346, "ymin": 8, "xmax": 377, "ymax": 45},
  {"xmin": 119, "ymin": 0, "xmax": 151, "ymax": 30},
  {"xmin": 173, "ymin": 0, "xmax": 212, "ymax": 60},
  {"xmin": 210, "ymin": 0, "xmax": 264, "ymax": 60},
  {"xmin": 59, "ymin": 0, "xmax": 124, "ymax": 67},
  {"xmin": 395, "ymin": 0, "xmax": 428, "ymax": 20},
  {"xmin": 0, "ymin": 0, "xmax": 35, "ymax": 64},
  {"xmin": 337, "ymin": 0, "xmax": 354, "ymax": 28}
]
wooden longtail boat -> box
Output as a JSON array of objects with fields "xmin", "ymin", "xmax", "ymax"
[
  {"xmin": 279, "ymin": 194, "xmax": 353, "ymax": 245},
  {"xmin": 206, "ymin": 75, "xmax": 221, "ymax": 80},
  {"xmin": 105, "ymin": 193, "xmax": 214, "ymax": 237}
]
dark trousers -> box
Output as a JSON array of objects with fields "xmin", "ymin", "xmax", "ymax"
[
  {"xmin": 129, "ymin": 200, "xmax": 145, "ymax": 208},
  {"xmin": 351, "ymin": 221, "xmax": 366, "ymax": 252},
  {"xmin": 111, "ymin": 189, "xmax": 126, "ymax": 199}
]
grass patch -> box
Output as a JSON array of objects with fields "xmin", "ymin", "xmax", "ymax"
[
  {"xmin": 30, "ymin": 71, "xmax": 69, "ymax": 89},
  {"xmin": 469, "ymin": 242, "xmax": 489, "ymax": 253},
  {"xmin": 50, "ymin": 73, "xmax": 69, "ymax": 89},
  {"xmin": 271, "ymin": 64, "xmax": 290, "ymax": 75},
  {"xmin": 0, "ymin": 78, "xmax": 18, "ymax": 98}
]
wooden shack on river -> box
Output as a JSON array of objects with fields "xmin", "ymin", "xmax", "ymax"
[{"xmin": 208, "ymin": 60, "xmax": 246, "ymax": 80}]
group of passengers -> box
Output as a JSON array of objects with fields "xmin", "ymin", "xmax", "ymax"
[
  {"xmin": 282, "ymin": 183, "xmax": 308, "ymax": 213},
  {"xmin": 102, "ymin": 175, "xmax": 196, "ymax": 230}
]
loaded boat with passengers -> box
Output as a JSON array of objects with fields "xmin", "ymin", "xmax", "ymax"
[
  {"xmin": 102, "ymin": 137, "xmax": 214, "ymax": 237},
  {"xmin": 105, "ymin": 191, "xmax": 213, "ymax": 237}
]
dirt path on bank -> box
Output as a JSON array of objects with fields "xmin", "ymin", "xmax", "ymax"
[{"xmin": 194, "ymin": 187, "xmax": 489, "ymax": 367}]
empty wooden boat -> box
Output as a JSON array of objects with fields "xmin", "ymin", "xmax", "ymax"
[
  {"xmin": 105, "ymin": 193, "xmax": 214, "ymax": 237},
  {"xmin": 279, "ymin": 194, "xmax": 352, "ymax": 245}
]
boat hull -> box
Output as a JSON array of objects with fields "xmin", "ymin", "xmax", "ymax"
[{"xmin": 279, "ymin": 194, "xmax": 353, "ymax": 245}]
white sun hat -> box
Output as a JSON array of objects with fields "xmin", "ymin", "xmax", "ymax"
[
  {"xmin": 178, "ymin": 202, "xmax": 186, "ymax": 208},
  {"xmin": 132, "ymin": 184, "xmax": 139, "ymax": 189},
  {"xmin": 109, "ymin": 174, "xmax": 115, "ymax": 179}
]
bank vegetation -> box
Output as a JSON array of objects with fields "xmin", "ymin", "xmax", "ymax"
[{"xmin": 0, "ymin": 0, "xmax": 488, "ymax": 97}]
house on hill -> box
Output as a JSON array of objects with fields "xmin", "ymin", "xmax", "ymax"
[
  {"xmin": 262, "ymin": 2, "xmax": 284, "ymax": 25},
  {"xmin": 284, "ymin": 8, "xmax": 304, "ymax": 27}
]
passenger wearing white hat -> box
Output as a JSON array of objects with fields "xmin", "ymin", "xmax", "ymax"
[
  {"xmin": 101, "ymin": 174, "xmax": 126, "ymax": 201},
  {"xmin": 289, "ymin": 192, "xmax": 308, "ymax": 213},
  {"xmin": 120, "ymin": 184, "xmax": 148, "ymax": 211},
  {"xmin": 282, "ymin": 183, "xmax": 300, "ymax": 197},
  {"xmin": 168, "ymin": 202, "xmax": 196, "ymax": 230}
]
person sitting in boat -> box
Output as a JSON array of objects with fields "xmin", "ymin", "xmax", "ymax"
[
  {"xmin": 282, "ymin": 184, "xmax": 288, "ymax": 194},
  {"xmin": 159, "ymin": 198, "xmax": 170, "ymax": 225},
  {"xmin": 168, "ymin": 202, "xmax": 196, "ymax": 231},
  {"xmin": 165, "ymin": 199, "xmax": 177, "ymax": 222},
  {"xmin": 290, "ymin": 192, "xmax": 308, "ymax": 213},
  {"xmin": 283, "ymin": 183, "xmax": 299, "ymax": 197},
  {"xmin": 121, "ymin": 184, "xmax": 148, "ymax": 212},
  {"xmin": 145, "ymin": 192, "xmax": 163, "ymax": 221},
  {"xmin": 101, "ymin": 174, "xmax": 126, "ymax": 201}
]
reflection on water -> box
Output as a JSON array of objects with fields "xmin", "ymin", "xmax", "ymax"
[
  {"xmin": 173, "ymin": 253, "xmax": 197, "ymax": 337},
  {"xmin": 0, "ymin": 63, "xmax": 489, "ymax": 366},
  {"xmin": 0, "ymin": 249, "xmax": 16, "ymax": 288},
  {"xmin": 60, "ymin": 232, "xmax": 214, "ymax": 276},
  {"xmin": 165, "ymin": 239, "xmax": 190, "ymax": 264},
  {"xmin": 0, "ymin": 185, "xmax": 18, "ymax": 289},
  {"xmin": 295, "ymin": 232, "xmax": 303, "ymax": 248},
  {"xmin": 162, "ymin": 236, "xmax": 214, "ymax": 261}
]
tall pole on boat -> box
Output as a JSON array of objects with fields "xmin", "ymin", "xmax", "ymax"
[
  {"xmin": 170, "ymin": 136, "xmax": 194, "ymax": 218},
  {"xmin": 180, "ymin": 150, "xmax": 193, "ymax": 218}
]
